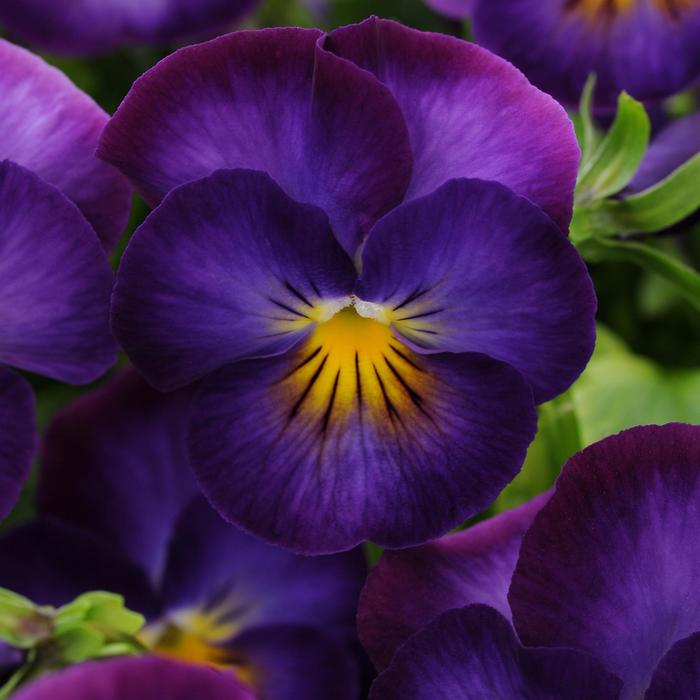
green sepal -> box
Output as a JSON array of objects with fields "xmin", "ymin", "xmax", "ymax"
[{"xmin": 0, "ymin": 589, "xmax": 52, "ymax": 649}]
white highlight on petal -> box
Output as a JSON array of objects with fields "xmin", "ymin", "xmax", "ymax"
[
  {"xmin": 316, "ymin": 296, "xmax": 353, "ymax": 323},
  {"xmin": 352, "ymin": 296, "xmax": 390, "ymax": 325}
]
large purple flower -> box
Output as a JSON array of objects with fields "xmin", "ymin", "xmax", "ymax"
[
  {"xmin": 0, "ymin": 0, "xmax": 261, "ymax": 56},
  {"xmin": 0, "ymin": 371, "xmax": 366, "ymax": 699},
  {"xmin": 102, "ymin": 19, "xmax": 596, "ymax": 555},
  {"xmin": 0, "ymin": 41, "xmax": 125, "ymax": 519},
  {"xmin": 465, "ymin": 0, "xmax": 700, "ymax": 110},
  {"xmin": 13, "ymin": 657, "xmax": 255, "ymax": 700},
  {"xmin": 362, "ymin": 424, "xmax": 700, "ymax": 699}
]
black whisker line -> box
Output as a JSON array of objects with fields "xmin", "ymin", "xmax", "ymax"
[
  {"xmin": 392, "ymin": 287, "xmax": 430, "ymax": 311},
  {"xmin": 289, "ymin": 355, "xmax": 328, "ymax": 419},
  {"xmin": 355, "ymin": 352, "xmax": 363, "ymax": 410},
  {"xmin": 396, "ymin": 308, "xmax": 445, "ymax": 321},
  {"xmin": 308, "ymin": 278, "xmax": 321, "ymax": 297},
  {"xmin": 280, "ymin": 346, "xmax": 322, "ymax": 381},
  {"xmin": 268, "ymin": 297, "xmax": 310, "ymax": 319},
  {"xmin": 321, "ymin": 369, "xmax": 341, "ymax": 433},
  {"xmin": 389, "ymin": 344, "xmax": 425, "ymax": 372},
  {"xmin": 384, "ymin": 356, "xmax": 432, "ymax": 418},
  {"xmin": 284, "ymin": 281, "xmax": 313, "ymax": 307},
  {"xmin": 373, "ymin": 364, "xmax": 400, "ymax": 423},
  {"xmin": 409, "ymin": 328, "xmax": 439, "ymax": 335}
]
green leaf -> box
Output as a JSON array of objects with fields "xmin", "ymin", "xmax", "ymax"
[
  {"xmin": 577, "ymin": 74, "xmax": 600, "ymax": 166},
  {"xmin": 576, "ymin": 92, "xmax": 650, "ymax": 204},
  {"xmin": 578, "ymin": 237, "xmax": 700, "ymax": 311},
  {"xmin": 577, "ymin": 151, "xmax": 700, "ymax": 235},
  {"xmin": 54, "ymin": 626, "xmax": 105, "ymax": 663}
]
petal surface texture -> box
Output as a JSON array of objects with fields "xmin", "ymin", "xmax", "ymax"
[
  {"xmin": 13, "ymin": 657, "xmax": 255, "ymax": 700},
  {"xmin": 189, "ymin": 330, "xmax": 536, "ymax": 553},
  {"xmin": 369, "ymin": 605, "xmax": 622, "ymax": 700},
  {"xmin": 99, "ymin": 28, "xmax": 413, "ymax": 255},
  {"xmin": 0, "ymin": 161, "xmax": 116, "ymax": 382},
  {"xmin": 325, "ymin": 17, "xmax": 579, "ymax": 232},
  {"xmin": 0, "ymin": 0, "xmax": 260, "ymax": 55},
  {"xmin": 357, "ymin": 179, "xmax": 597, "ymax": 404},
  {"xmin": 112, "ymin": 169, "xmax": 357, "ymax": 391},
  {"xmin": 472, "ymin": 0, "xmax": 700, "ymax": 110},
  {"xmin": 0, "ymin": 40, "xmax": 130, "ymax": 249},
  {"xmin": 510, "ymin": 423, "xmax": 700, "ymax": 698},
  {"xmin": 0, "ymin": 369, "xmax": 36, "ymax": 520},
  {"xmin": 39, "ymin": 370, "xmax": 198, "ymax": 582},
  {"xmin": 358, "ymin": 492, "xmax": 549, "ymax": 670}
]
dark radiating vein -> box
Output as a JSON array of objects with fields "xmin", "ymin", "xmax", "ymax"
[
  {"xmin": 373, "ymin": 364, "xmax": 400, "ymax": 423},
  {"xmin": 396, "ymin": 308, "xmax": 445, "ymax": 322},
  {"xmin": 284, "ymin": 281, "xmax": 313, "ymax": 307},
  {"xmin": 321, "ymin": 369, "xmax": 341, "ymax": 433},
  {"xmin": 355, "ymin": 352, "xmax": 363, "ymax": 409},
  {"xmin": 389, "ymin": 344, "xmax": 425, "ymax": 372},
  {"xmin": 268, "ymin": 298, "xmax": 309, "ymax": 319},
  {"xmin": 409, "ymin": 328, "xmax": 439, "ymax": 335},
  {"xmin": 392, "ymin": 287, "xmax": 430, "ymax": 311},
  {"xmin": 289, "ymin": 355, "xmax": 327, "ymax": 419},
  {"xmin": 384, "ymin": 356, "xmax": 423, "ymax": 405},
  {"xmin": 280, "ymin": 346, "xmax": 322, "ymax": 381}
]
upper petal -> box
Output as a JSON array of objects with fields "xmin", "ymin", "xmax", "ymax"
[
  {"xmin": 13, "ymin": 657, "xmax": 254, "ymax": 700},
  {"xmin": 99, "ymin": 27, "xmax": 413, "ymax": 255},
  {"xmin": 325, "ymin": 17, "xmax": 579, "ymax": 231},
  {"xmin": 357, "ymin": 179, "xmax": 597, "ymax": 404},
  {"xmin": 38, "ymin": 370, "xmax": 198, "ymax": 583},
  {"xmin": 510, "ymin": 423, "xmax": 700, "ymax": 698},
  {"xmin": 112, "ymin": 169, "xmax": 357, "ymax": 391},
  {"xmin": 189, "ymin": 324, "xmax": 536, "ymax": 554},
  {"xmin": 0, "ymin": 40, "xmax": 131, "ymax": 250},
  {"xmin": 369, "ymin": 605, "xmax": 622, "ymax": 700},
  {"xmin": 0, "ymin": 368, "xmax": 36, "ymax": 520},
  {"xmin": 358, "ymin": 492, "xmax": 549, "ymax": 670},
  {"xmin": 0, "ymin": 0, "xmax": 260, "ymax": 55},
  {"xmin": 0, "ymin": 161, "xmax": 116, "ymax": 383}
]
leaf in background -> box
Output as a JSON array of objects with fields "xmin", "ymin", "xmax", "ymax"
[
  {"xmin": 576, "ymin": 92, "xmax": 650, "ymax": 205},
  {"xmin": 576, "ymin": 73, "xmax": 600, "ymax": 168}
]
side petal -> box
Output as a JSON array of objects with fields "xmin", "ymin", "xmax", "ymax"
[
  {"xmin": 189, "ymin": 333, "xmax": 536, "ymax": 554},
  {"xmin": 0, "ymin": 161, "xmax": 116, "ymax": 383},
  {"xmin": 0, "ymin": 40, "xmax": 131, "ymax": 250},
  {"xmin": 13, "ymin": 657, "xmax": 254, "ymax": 700},
  {"xmin": 160, "ymin": 497, "xmax": 366, "ymax": 642},
  {"xmin": 369, "ymin": 605, "xmax": 622, "ymax": 700},
  {"xmin": 38, "ymin": 370, "xmax": 198, "ymax": 583},
  {"xmin": 646, "ymin": 632, "xmax": 700, "ymax": 700},
  {"xmin": 228, "ymin": 625, "xmax": 359, "ymax": 700},
  {"xmin": 325, "ymin": 17, "xmax": 579, "ymax": 231},
  {"xmin": 510, "ymin": 424, "xmax": 700, "ymax": 697},
  {"xmin": 98, "ymin": 27, "xmax": 413, "ymax": 255},
  {"xmin": 112, "ymin": 169, "xmax": 357, "ymax": 391},
  {"xmin": 357, "ymin": 179, "xmax": 597, "ymax": 404},
  {"xmin": 359, "ymin": 492, "xmax": 549, "ymax": 670},
  {"xmin": 0, "ymin": 369, "xmax": 36, "ymax": 520},
  {"xmin": 0, "ymin": 0, "xmax": 260, "ymax": 55}
]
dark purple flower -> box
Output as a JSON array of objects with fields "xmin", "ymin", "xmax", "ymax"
[
  {"xmin": 0, "ymin": 370, "xmax": 366, "ymax": 699},
  {"xmin": 0, "ymin": 41, "xmax": 123, "ymax": 519},
  {"xmin": 0, "ymin": 0, "xmax": 262, "ymax": 56},
  {"xmin": 461, "ymin": 0, "xmax": 700, "ymax": 111},
  {"xmin": 13, "ymin": 657, "xmax": 254, "ymax": 700},
  {"xmin": 102, "ymin": 19, "xmax": 596, "ymax": 555}
]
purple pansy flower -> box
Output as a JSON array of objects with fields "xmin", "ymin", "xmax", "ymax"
[
  {"xmin": 465, "ymin": 0, "xmax": 700, "ymax": 111},
  {"xmin": 361, "ymin": 424, "xmax": 700, "ymax": 699},
  {"xmin": 0, "ymin": 370, "xmax": 366, "ymax": 700},
  {"xmin": 0, "ymin": 41, "xmax": 125, "ymax": 519},
  {"xmin": 101, "ymin": 18, "xmax": 596, "ymax": 555},
  {"xmin": 13, "ymin": 657, "xmax": 255, "ymax": 700},
  {"xmin": 0, "ymin": 0, "xmax": 261, "ymax": 56}
]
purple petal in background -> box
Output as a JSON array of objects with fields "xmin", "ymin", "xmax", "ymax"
[
  {"xmin": 112, "ymin": 170, "xmax": 357, "ymax": 391},
  {"xmin": 510, "ymin": 424, "xmax": 700, "ymax": 698},
  {"xmin": 99, "ymin": 28, "xmax": 413, "ymax": 255},
  {"xmin": 325, "ymin": 17, "xmax": 579, "ymax": 232},
  {"xmin": 0, "ymin": 161, "xmax": 116, "ymax": 383},
  {"xmin": 0, "ymin": 368, "xmax": 35, "ymax": 521},
  {"xmin": 0, "ymin": 40, "xmax": 130, "ymax": 250},
  {"xmin": 357, "ymin": 179, "xmax": 596, "ymax": 404},
  {"xmin": 359, "ymin": 492, "xmax": 549, "ymax": 670},
  {"xmin": 369, "ymin": 605, "xmax": 622, "ymax": 700},
  {"xmin": 646, "ymin": 632, "xmax": 700, "ymax": 700},
  {"xmin": 424, "ymin": 0, "xmax": 472, "ymax": 20}
]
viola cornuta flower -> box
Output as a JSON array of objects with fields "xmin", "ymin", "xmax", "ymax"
[
  {"xmin": 0, "ymin": 371, "xmax": 366, "ymax": 699},
  {"xmin": 364, "ymin": 424, "xmax": 700, "ymax": 699},
  {"xmin": 0, "ymin": 41, "xmax": 126, "ymax": 519},
  {"xmin": 102, "ymin": 18, "xmax": 597, "ymax": 555},
  {"xmin": 13, "ymin": 657, "xmax": 255, "ymax": 700},
  {"xmin": 468, "ymin": 0, "xmax": 700, "ymax": 110},
  {"xmin": 0, "ymin": 0, "xmax": 262, "ymax": 56}
]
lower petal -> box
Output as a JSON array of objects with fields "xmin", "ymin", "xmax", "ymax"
[
  {"xmin": 646, "ymin": 632, "xmax": 700, "ymax": 700},
  {"xmin": 189, "ymin": 313, "xmax": 536, "ymax": 554}
]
